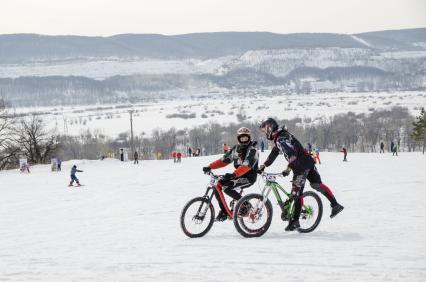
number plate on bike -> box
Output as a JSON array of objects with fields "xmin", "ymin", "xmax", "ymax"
[
  {"xmin": 266, "ymin": 175, "xmax": 276, "ymax": 181},
  {"xmin": 210, "ymin": 178, "xmax": 217, "ymax": 186}
]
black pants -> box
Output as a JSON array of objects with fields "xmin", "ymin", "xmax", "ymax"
[
  {"xmin": 214, "ymin": 170, "xmax": 257, "ymax": 213},
  {"xmin": 292, "ymin": 167, "xmax": 337, "ymax": 221}
]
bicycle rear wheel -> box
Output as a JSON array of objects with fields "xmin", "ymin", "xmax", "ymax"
[
  {"xmin": 298, "ymin": 191, "xmax": 323, "ymax": 233},
  {"xmin": 233, "ymin": 194, "xmax": 273, "ymax": 238},
  {"xmin": 180, "ymin": 197, "xmax": 215, "ymax": 238}
]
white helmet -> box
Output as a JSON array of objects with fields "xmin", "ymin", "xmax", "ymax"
[{"xmin": 237, "ymin": 127, "xmax": 251, "ymax": 145}]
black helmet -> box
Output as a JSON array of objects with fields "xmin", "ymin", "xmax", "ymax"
[{"xmin": 259, "ymin": 118, "xmax": 279, "ymax": 140}]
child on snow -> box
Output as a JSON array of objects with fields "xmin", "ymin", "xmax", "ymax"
[{"xmin": 69, "ymin": 165, "xmax": 83, "ymax": 186}]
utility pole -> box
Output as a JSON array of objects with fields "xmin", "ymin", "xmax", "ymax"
[{"xmin": 129, "ymin": 110, "xmax": 135, "ymax": 156}]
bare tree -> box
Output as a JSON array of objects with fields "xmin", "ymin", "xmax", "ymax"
[
  {"xmin": 411, "ymin": 107, "xmax": 426, "ymax": 154},
  {"xmin": 0, "ymin": 99, "xmax": 20, "ymax": 169},
  {"xmin": 15, "ymin": 115, "xmax": 58, "ymax": 164}
]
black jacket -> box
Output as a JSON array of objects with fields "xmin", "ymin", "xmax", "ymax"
[{"xmin": 264, "ymin": 129, "xmax": 314, "ymax": 173}]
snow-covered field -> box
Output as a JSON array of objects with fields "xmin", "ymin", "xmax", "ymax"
[
  {"xmin": 0, "ymin": 57, "xmax": 232, "ymax": 79},
  {"xmin": 1, "ymin": 152, "xmax": 425, "ymax": 281},
  {"xmin": 2, "ymin": 49, "xmax": 426, "ymax": 79},
  {"xmin": 13, "ymin": 91, "xmax": 426, "ymax": 137}
]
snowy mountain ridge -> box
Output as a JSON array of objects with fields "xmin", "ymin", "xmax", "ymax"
[{"xmin": 0, "ymin": 28, "xmax": 425, "ymax": 106}]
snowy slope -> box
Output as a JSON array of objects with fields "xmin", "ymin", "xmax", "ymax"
[{"xmin": 0, "ymin": 152, "xmax": 425, "ymax": 281}]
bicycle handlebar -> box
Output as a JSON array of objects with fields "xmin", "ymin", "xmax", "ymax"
[
  {"xmin": 205, "ymin": 171, "xmax": 220, "ymax": 178},
  {"xmin": 258, "ymin": 171, "xmax": 287, "ymax": 177}
]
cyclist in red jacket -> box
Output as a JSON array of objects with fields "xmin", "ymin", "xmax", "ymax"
[{"xmin": 203, "ymin": 127, "xmax": 259, "ymax": 221}]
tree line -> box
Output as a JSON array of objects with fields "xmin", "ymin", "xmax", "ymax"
[{"xmin": 1, "ymin": 98, "xmax": 425, "ymax": 170}]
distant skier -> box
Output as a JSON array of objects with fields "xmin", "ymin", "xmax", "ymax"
[
  {"xmin": 380, "ymin": 142, "xmax": 385, "ymax": 153},
  {"xmin": 391, "ymin": 141, "xmax": 398, "ymax": 156},
  {"xmin": 260, "ymin": 140, "xmax": 265, "ymax": 152},
  {"xmin": 188, "ymin": 147, "xmax": 192, "ymax": 157},
  {"xmin": 177, "ymin": 152, "xmax": 182, "ymax": 163},
  {"xmin": 134, "ymin": 151, "xmax": 139, "ymax": 164},
  {"xmin": 120, "ymin": 149, "xmax": 124, "ymax": 161},
  {"xmin": 194, "ymin": 148, "xmax": 201, "ymax": 157},
  {"xmin": 223, "ymin": 143, "xmax": 229, "ymax": 154},
  {"xmin": 57, "ymin": 158, "xmax": 62, "ymax": 171},
  {"xmin": 340, "ymin": 147, "xmax": 348, "ymax": 161},
  {"xmin": 69, "ymin": 165, "xmax": 83, "ymax": 187},
  {"xmin": 314, "ymin": 148, "xmax": 321, "ymax": 164},
  {"xmin": 307, "ymin": 143, "xmax": 313, "ymax": 153},
  {"xmin": 172, "ymin": 151, "xmax": 177, "ymax": 162},
  {"xmin": 20, "ymin": 162, "xmax": 30, "ymax": 173}
]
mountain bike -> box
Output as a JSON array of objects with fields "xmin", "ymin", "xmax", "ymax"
[
  {"xmin": 233, "ymin": 172, "xmax": 323, "ymax": 238},
  {"xmin": 180, "ymin": 172, "xmax": 250, "ymax": 238}
]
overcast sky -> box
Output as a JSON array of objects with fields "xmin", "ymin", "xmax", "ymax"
[{"xmin": 2, "ymin": 0, "xmax": 425, "ymax": 36}]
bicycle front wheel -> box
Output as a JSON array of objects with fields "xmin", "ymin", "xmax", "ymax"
[
  {"xmin": 233, "ymin": 194, "xmax": 273, "ymax": 238},
  {"xmin": 180, "ymin": 197, "xmax": 215, "ymax": 238},
  {"xmin": 298, "ymin": 191, "xmax": 323, "ymax": 233}
]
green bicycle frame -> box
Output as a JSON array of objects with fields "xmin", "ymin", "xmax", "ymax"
[
  {"xmin": 260, "ymin": 176, "xmax": 315, "ymax": 219},
  {"xmin": 259, "ymin": 176, "xmax": 295, "ymax": 219}
]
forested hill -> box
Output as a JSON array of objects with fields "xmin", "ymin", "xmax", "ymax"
[{"xmin": 1, "ymin": 28, "xmax": 425, "ymax": 62}]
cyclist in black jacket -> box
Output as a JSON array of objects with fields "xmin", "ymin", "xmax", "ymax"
[{"xmin": 259, "ymin": 118, "xmax": 344, "ymax": 231}]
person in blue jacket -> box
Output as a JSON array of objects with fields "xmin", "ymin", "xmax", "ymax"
[{"xmin": 69, "ymin": 165, "xmax": 83, "ymax": 186}]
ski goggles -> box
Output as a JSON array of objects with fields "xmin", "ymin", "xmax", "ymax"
[{"xmin": 237, "ymin": 134, "xmax": 250, "ymax": 144}]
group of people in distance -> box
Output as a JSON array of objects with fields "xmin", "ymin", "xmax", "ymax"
[
  {"xmin": 187, "ymin": 147, "xmax": 201, "ymax": 157},
  {"xmin": 172, "ymin": 151, "xmax": 183, "ymax": 163},
  {"xmin": 306, "ymin": 143, "xmax": 321, "ymax": 164},
  {"xmin": 203, "ymin": 118, "xmax": 344, "ymax": 232}
]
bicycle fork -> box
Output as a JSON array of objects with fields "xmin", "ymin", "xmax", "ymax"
[
  {"xmin": 197, "ymin": 187, "xmax": 215, "ymax": 219},
  {"xmin": 249, "ymin": 185, "xmax": 272, "ymax": 220}
]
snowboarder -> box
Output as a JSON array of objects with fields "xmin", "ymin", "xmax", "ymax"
[
  {"xmin": 259, "ymin": 118, "xmax": 344, "ymax": 231},
  {"xmin": 134, "ymin": 151, "xmax": 139, "ymax": 164},
  {"xmin": 341, "ymin": 147, "xmax": 348, "ymax": 161},
  {"xmin": 380, "ymin": 142, "xmax": 385, "ymax": 153},
  {"xmin": 203, "ymin": 127, "xmax": 259, "ymax": 222},
  {"xmin": 69, "ymin": 165, "xmax": 83, "ymax": 186}
]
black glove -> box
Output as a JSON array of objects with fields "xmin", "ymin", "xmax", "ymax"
[
  {"xmin": 222, "ymin": 173, "xmax": 236, "ymax": 181},
  {"xmin": 202, "ymin": 166, "xmax": 211, "ymax": 174},
  {"xmin": 258, "ymin": 164, "xmax": 266, "ymax": 174},
  {"xmin": 282, "ymin": 168, "xmax": 291, "ymax": 177}
]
